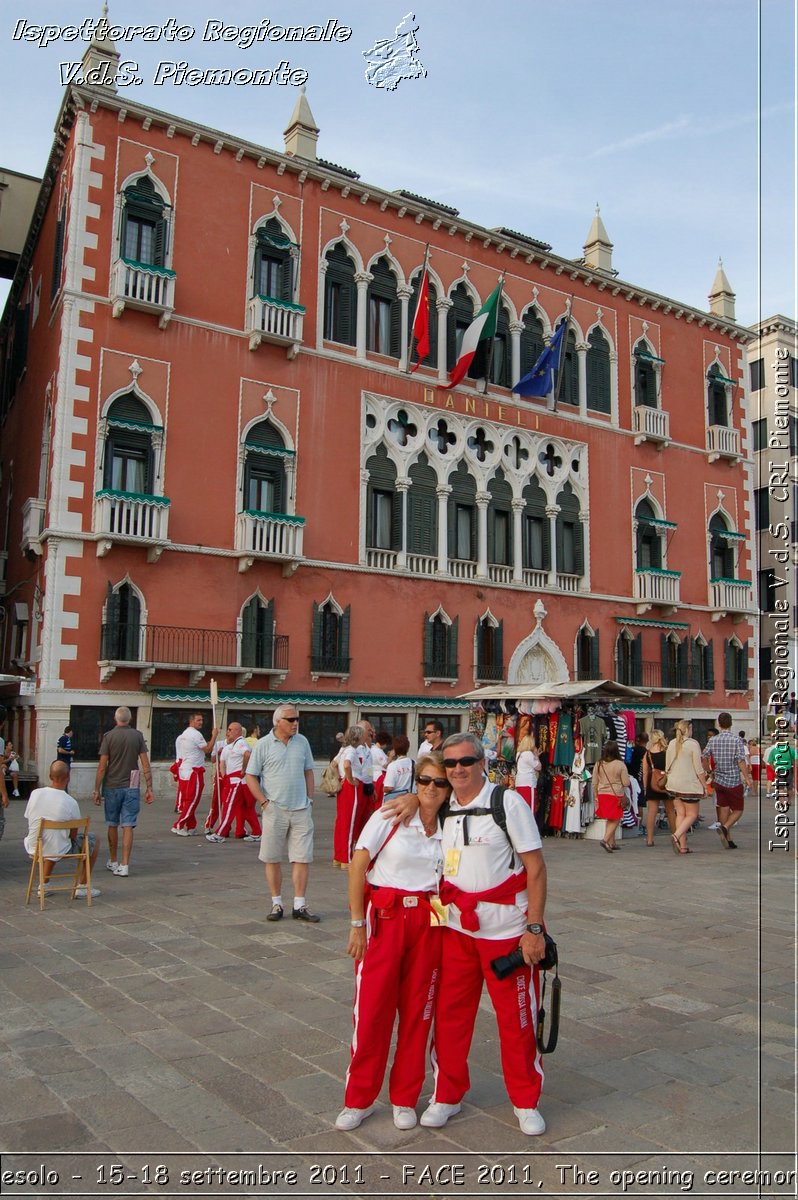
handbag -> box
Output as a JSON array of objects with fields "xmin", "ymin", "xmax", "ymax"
[
  {"xmin": 600, "ymin": 764, "xmax": 629, "ymax": 809},
  {"xmin": 320, "ymin": 758, "xmax": 342, "ymax": 796},
  {"xmin": 646, "ymin": 753, "xmax": 669, "ymax": 795}
]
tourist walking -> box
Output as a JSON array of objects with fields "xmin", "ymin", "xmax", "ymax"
[{"xmin": 666, "ymin": 720, "xmax": 707, "ymax": 855}]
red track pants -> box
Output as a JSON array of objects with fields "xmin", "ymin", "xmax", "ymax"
[
  {"xmin": 333, "ymin": 780, "xmax": 371, "ymax": 864},
  {"xmin": 174, "ymin": 768, "xmax": 205, "ymax": 831},
  {"xmin": 345, "ymin": 893, "xmax": 441, "ymax": 1109},
  {"xmin": 205, "ymin": 772, "xmax": 223, "ymax": 830},
  {"xmin": 430, "ymin": 928, "xmax": 544, "ymax": 1109},
  {"xmin": 217, "ymin": 774, "xmax": 261, "ymax": 838}
]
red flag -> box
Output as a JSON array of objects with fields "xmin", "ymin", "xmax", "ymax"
[{"xmin": 409, "ymin": 269, "xmax": 430, "ymax": 371}]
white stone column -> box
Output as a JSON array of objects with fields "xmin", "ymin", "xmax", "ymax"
[
  {"xmin": 577, "ymin": 341, "xmax": 588, "ymax": 417},
  {"xmin": 546, "ymin": 504, "xmax": 560, "ymax": 584},
  {"xmin": 436, "ymin": 484, "xmax": 451, "ymax": 575},
  {"xmin": 396, "ymin": 476, "xmax": 410, "ymax": 568},
  {"xmin": 359, "ymin": 468, "xmax": 370, "ymax": 564},
  {"xmin": 512, "ymin": 497, "xmax": 525, "ymax": 582},
  {"xmin": 355, "ymin": 270, "xmax": 372, "ymax": 360},
  {"xmin": 436, "ymin": 297, "xmax": 452, "ymax": 382},
  {"xmin": 397, "ymin": 284, "xmax": 412, "ymax": 371},
  {"xmin": 509, "ymin": 320, "xmax": 523, "ymax": 391},
  {"xmin": 476, "ymin": 491, "xmax": 490, "ymax": 579}
]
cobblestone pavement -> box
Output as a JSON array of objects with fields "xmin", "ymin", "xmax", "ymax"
[{"xmin": 0, "ymin": 792, "xmax": 794, "ymax": 1196}]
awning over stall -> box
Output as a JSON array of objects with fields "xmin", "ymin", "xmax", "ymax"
[{"xmin": 458, "ymin": 679, "xmax": 651, "ymax": 702}]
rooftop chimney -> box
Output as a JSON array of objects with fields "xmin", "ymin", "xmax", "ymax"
[{"xmin": 283, "ymin": 88, "xmax": 319, "ymax": 160}]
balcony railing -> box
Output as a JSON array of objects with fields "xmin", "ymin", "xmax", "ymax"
[
  {"xmin": 406, "ymin": 553, "xmax": 437, "ymax": 576},
  {"xmin": 556, "ymin": 572, "xmax": 581, "ymax": 593},
  {"xmin": 111, "ymin": 257, "xmax": 176, "ymax": 327},
  {"xmin": 614, "ymin": 661, "xmax": 709, "ymax": 691},
  {"xmin": 522, "ymin": 567, "xmax": 549, "ymax": 589},
  {"xmin": 710, "ymin": 577, "xmax": 753, "ymax": 617},
  {"xmin": 95, "ymin": 491, "xmax": 170, "ymax": 559},
  {"xmin": 21, "ymin": 497, "xmax": 46, "ymax": 556},
  {"xmin": 366, "ymin": 548, "xmax": 398, "ymax": 570},
  {"xmin": 449, "ymin": 558, "xmax": 478, "ymax": 580},
  {"xmin": 707, "ymin": 424, "xmax": 741, "ymax": 460},
  {"xmin": 635, "ymin": 567, "xmax": 681, "ymax": 610},
  {"xmin": 488, "ymin": 563, "xmax": 513, "ymax": 584},
  {"xmin": 236, "ymin": 511, "xmax": 305, "ymax": 568},
  {"xmin": 310, "ymin": 654, "xmax": 350, "ymax": 675},
  {"xmin": 475, "ymin": 663, "xmax": 504, "ymax": 682},
  {"xmin": 423, "ymin": 659, "xmax": 458, "ymax": 681},
  {"xmin": 99, "ymin": 621, "xmax": 289, "ymax": 685},
  {"xmin": 633, "ymin": 405, "xmax": 670, "ymax": 444},
  {"xmin": 247, "ymin": 295, "xmax": 305, "ymax": 355}
]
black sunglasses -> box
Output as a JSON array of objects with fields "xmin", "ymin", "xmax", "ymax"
[
  {"xmin": 443, "ymin": 756, "xmax": 482, "ymax": 768},
  {"xmin": 416, "ymin": 775, "xmax": 449, "ymax": 789},
  {"xmin": 282, "ymin": 716, "xmax": 300, "ymax": 722}
]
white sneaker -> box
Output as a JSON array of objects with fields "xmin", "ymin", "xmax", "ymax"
[
  {"xmin": 243, "ymin": 834, "xmax": 261, "ymax": 842},
  {"xmin": 205, "ymin": 833, "xmax": 225, "ymax": 843},
  {"xmin": 171, "ymin": 826, "xmax": 189, "ymax": 837},
  {"xmin": 113, "ymin": 864, "xmax": 129, "ymax": 877},
  {"xmin": 335, "ymin": 1105, "xmax": 375, "ymax": 1131},
  {"xmin": 75, "ymin": 886, "xmax": 101, "ymax": 898},
  {"xmin": 420, "ymin": 1100, "xmax": 461, "ymax": 1128},
  {"xmin": 38, "ymin": 883, "xmax": 53, "ymax": 897},
  {"xmin": 106, "ymin": 860, "xmax": 118, "ymax": 872},
  {"xmin": 12, "ymin": 789, "xmax": 19, "ymax": 797},
  {"xmin": 707, "ymin": 821, "xmax": 721, "ymax": 831},
  {"xmin": 513, "ymin": 1105, "xmax": 546, "ymax": 1135},
  {"xmin": 393, "ymin": 1105, "xmax": 417, "ymax": 1129}
]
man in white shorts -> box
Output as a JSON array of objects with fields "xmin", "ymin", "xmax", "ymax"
[{"xmin": 246, "ymin": 704, "xmax": 319, "ymax": 923}]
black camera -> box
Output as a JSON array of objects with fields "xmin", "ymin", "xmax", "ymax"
[{"xmin": 490, "ymin": 933, "xmax": 558, "ymax": 980}]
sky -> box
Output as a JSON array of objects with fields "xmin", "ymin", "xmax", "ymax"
[{"xmin": 0, "ymin": 0, "xmax": 794, "ymax": 327}]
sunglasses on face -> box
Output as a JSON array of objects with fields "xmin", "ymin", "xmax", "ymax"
[
  {"xmin": 282, "ymin": 716, "xmax": 299, "ymax": 723},
  {"xmin": 443, "ymin": 756, "xmax": 482, "ymax": 769},
  {"xmin": 416, "ymin": 775, "xmax": 449, "ymax": 789}
]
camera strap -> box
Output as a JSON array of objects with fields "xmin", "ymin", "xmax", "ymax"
[{"xmin": 536, "ymin": 961, "xmax": 561, "ymax": 1055}]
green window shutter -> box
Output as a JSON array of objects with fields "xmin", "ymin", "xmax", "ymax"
[
  {"xmin": 448, "ymin": 616, "xmax": 459, "ymax": 678},
  {"xmin": 242, "ymin": 598, "xmax": 257, "ymax": 666},
  {"xmin": 739, "ymin": 641, "xmax": 748, "ymax": 690},
  {"xmin": 558, "ymin": 326, "xmax": 579, "ymax": 405},
  {"xmin": 573, "ymin": 520, "xmax": 584, "ymax": 575},
  {"xmin": 555, "ymin": 517, "xmax": 564, "ymax": 570},
  {"xmin": 691, "ymin": 638, "xmax": 700, "ymax": 688},
  {"xmin": 102, "ymin": 583, "xmax": 119, "ymax": 659},
  {"xmin": 519, "ymin": 310, "xmax": 545, "ymax": 378},
  {"xmin": 677, "ymin": 639, "xmax": 689, "ymax": 689},
  {"xmin": 391, "ymin": 489, "xmax": 402, "ymax": 551},
  {"xmin": 407, "ymin": 488, "xmax": 436, "ymax": 555},
  {"xmin": 410, "ymin": 277, "xmax": 438, "ymax": 368},
  {"xmin": 475, "ymin": 618, "xmax": 484, "ymax": 667},
  {"xmin": 311, "ymin": 602, "xmax": 322, "ymax": 668},
  {"xmin": 723, "ymin": 639, "xmax": 732, "ymax": 689},
  {"xmin": 706, "ymin": 640, "xmax": 715, "ymax": 689},
  {"xmin": 448, "ymin": 285, "xmax": 474, "ymax": 372},
  {"xmin": 423, "ymin": 612, "xmax": 433, "ymax": 672},
  {"xmin": 631, "ymin": 634, "xmax": 642, "ymax": 686},
  {"xmin": 51, "ymin": 204, "xmax": 65, "ymax": 301},
  {"xmin": 340, "ymin": 605, "xmax": 351, "ymax": 667},
  {"xmin": 591, "ymin": 628, "xmax": 600, "ymax": 677},
  {"xmin": 661, "ymin": 634, "xmax": 670, "ymax": 688},
  {"xmin": 324, "ymin": 244, "xmax": 356, "ymax": 346},
  {"xmin": 495, "ymin": 619, "xmax": 504, "ymax": 676},
  {"xmin": 586, "ymin": 327, "xmax": 611, "ymax": 414}
]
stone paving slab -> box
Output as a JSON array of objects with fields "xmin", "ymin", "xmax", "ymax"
[{"xmin": 0, "ymin": 794, "xmax": 794, "ymax": 1191}]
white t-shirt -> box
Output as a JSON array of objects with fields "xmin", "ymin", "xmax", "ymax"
[
  {"xmin": 23, "ymin": 787, "xmax": 81, "ymax": 858},
  {"xmin": 441, "ymin": 779, "xmax": 542, "ymax": 941},
  {"xmin": 340, "ymin": 745, "xmax": 371, "ymax": 783},
  {"xmin": 176, "ymin": 727, "xmax": 207, "ymax": 779},
  {"xmin": 370, "ymin": 744, "xmax": 389, "ymax": 779},
  {"xmin": 515, "ymin": 750, "xmax": 541, "ymax": 789},
  {"xmin": 383, "ymin": 756, "xmax": 414, "ymax": 794},
  {"xmin": 356, "ymin": 810, "xmax": 443, "ymax": 892},
  {"xmin": 221, "ymin": 736, "xmax": 250, "ymax": 776},
  {"xmin": 417, "ymin": 739, "xmax": 432, "ymax": 757}
]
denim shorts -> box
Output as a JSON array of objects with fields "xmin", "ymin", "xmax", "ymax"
[
  {"xmin": 71, "ymin": 830, "xmax": 97, "ymax": 853},
  {"xmin": 103, "ymin": 787, "xmax": 141, "ymax": 827}
]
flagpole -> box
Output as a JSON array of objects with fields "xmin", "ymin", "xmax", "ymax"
[
  {"xmin": 481, "ymin": 275, "xmax": 504, "ymax": 395},
  {"xmin": 550, "ymin": 294, "xmax": 575, "ymax": 413},
  {"xmin": 406, "ymin": 244, "xmax": 430, "ymax": 373}
]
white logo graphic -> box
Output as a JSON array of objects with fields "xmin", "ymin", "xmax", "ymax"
[{"xmin": 362, "ymin": 12, "xmax": 427, "ymax": 91}]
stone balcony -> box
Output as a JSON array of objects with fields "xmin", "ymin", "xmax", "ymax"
[
  {"xmin": 710, "ymin": 577, "xmax": 753, "ymax": 621},
  {"xmin": 236, "ymin": 510, "xmax": 305, "ymax": 574},
  {"xmin": 706, "ymin": 424, "xmax": 741, "ymax": 462},
  {"xmin": 21, "ymin": 497, "xmax": 46, "ymax": 557},
  {"xmin": 246, "ymin": 295, "xmax": 305, "ymax": 357},
  {"xmin": 633, "ymin": 405, "xmax": 670, "ymax": 446},
  {"xmin": 95, "ymin": 491, "xmax": 171, "ymax": 562},
  {"xmin": 635, "ymin": 567, "xmax": 681, "ymax": 614},
  {"xmin": 111, "ymin": 257, "xmax": 176, "ymax": 328}
]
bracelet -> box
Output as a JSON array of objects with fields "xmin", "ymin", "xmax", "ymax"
[{"xmin": 350, "ymin": 919, "xmax": 366, "ymax": 928}]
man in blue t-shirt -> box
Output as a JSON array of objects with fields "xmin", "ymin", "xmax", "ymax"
[{"xmin": 56, "ymin": 726, "xmax": 75, "ymax": 774}]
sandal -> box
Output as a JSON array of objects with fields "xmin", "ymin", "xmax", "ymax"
[
  {"xmin": 600, "ymin": 840, "xmax": 614, "ymax": 853},
  {"xmin": 671, "ymin": 834, "xmax": 683, "ymax": 856}
]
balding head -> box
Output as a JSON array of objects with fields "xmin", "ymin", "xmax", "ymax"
[
  {"xmin": 115, "ymin": 706, "xmax": 132, "ymax": 726},
  {"xmin": 49, "ymin": 760, "xmax": 70, "ymax": 789}
]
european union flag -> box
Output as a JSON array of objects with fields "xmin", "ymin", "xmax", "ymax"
[{"xmin": 513, "ymin": 322, "xmax": 566, "ymax": 398}]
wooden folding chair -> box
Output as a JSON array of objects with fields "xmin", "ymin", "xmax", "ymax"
[{"xmin": 25, "ymin": 817, "xmax": 93, "ymax": 910}]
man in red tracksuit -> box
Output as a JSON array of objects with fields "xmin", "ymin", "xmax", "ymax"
[{"xmin": 419, "ymin": 732, "xmax": 549, "ymax": 1137}]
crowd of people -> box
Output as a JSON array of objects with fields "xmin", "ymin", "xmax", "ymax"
[{"xmin": 12, "ymin": 702, "xmax": 797, "ymax": 1137}]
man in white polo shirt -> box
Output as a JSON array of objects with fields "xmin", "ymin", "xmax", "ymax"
[
  {"xmin": 419, "ymin": 732, "xmax": 548, "ymax": 1137},
  {"xmin": 246, "ymin": 704, "xmax": 319, "ymax": 923},
  {"xmin": 172, "ymin": 712, "xmax": 217, "ymax": 835}
]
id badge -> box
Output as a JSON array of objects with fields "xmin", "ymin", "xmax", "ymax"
[{"xmin": 443, "ymin": 848, "xmax": 461, "ymax": 877}]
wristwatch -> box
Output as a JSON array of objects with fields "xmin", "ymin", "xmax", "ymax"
[
  {"xmin": 350, "ymin": 919, "xmax": 366, "ymax": 928},
  {"xmin": 526, "ymin": 922, "xmax": 545, "ymax": 935}
]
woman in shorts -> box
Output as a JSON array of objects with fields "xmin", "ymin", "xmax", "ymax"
[{"xmin": 666, "ymin": 719, "xmax": 708, "ymax": 855}]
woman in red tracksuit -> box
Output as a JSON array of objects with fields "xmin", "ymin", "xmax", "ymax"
[{"xmin": 335, "ymin": 752, "xmax": 450, "ymax": 1133}]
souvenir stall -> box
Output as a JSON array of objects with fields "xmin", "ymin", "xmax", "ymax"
[{"xmin": 458, "ymin": 680, "xmax": 650, "ymax": 843}]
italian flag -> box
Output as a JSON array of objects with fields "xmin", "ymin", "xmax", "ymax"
[
  {"xmin": 409, "ymin": 267, "xmax": 430, "ymax": 372},
  {"xmin": 439, "ymin": 282, "xmax": 502, "ymax": 390}
]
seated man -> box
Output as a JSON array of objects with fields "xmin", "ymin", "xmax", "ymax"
[{"xmin": 24, "ymin": 761, "xmax": 100, "ymax": 897}]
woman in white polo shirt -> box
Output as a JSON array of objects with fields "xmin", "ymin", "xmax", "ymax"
[{"xmin": 336, "ymin": 752, "xmax": 450, "ymax": 1133}]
